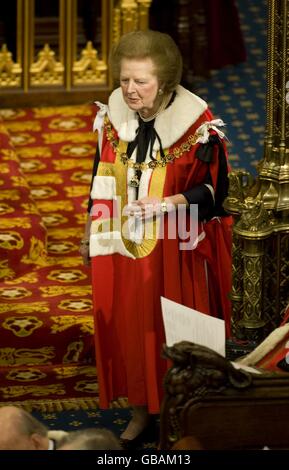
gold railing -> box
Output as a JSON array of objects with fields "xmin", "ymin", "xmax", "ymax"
[{"xmin": 0, "ymin": 0, "xmax": 152, "ymax": 106}]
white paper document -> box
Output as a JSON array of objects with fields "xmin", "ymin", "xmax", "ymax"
[{"xmin": 161, "ymin": 296, "xmax": 226, "ymax": 357}]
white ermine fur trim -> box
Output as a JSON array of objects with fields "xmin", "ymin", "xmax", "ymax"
[
  {"xmin": 90, "ymin": 175, "xmax": 116, "ymax": 200},
  {"xmin": 237, "ymin": 322, "xmax": 289, "ymax": 366},
  {"xmin": 90, "ymin": 232, "xmax": 136, "ymax": 259},
  {"xmin": 107, "ymin": 85, "xmax": 208, "ymax": 148},
  {"xmin": 118, "ymin": 119, "xmax": 139, "ymax": 142}
]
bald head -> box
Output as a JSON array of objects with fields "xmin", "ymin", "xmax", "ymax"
[
  {"xmin": 58, "ymin": 428, "xmax": 122, "ymax": 450},
  {"xmin": 0, "ymin": 406, "xmax": 49, "ymax": 450}
]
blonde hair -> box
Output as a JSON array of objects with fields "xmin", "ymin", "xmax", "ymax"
[{"xmin": 110, "ymin": 30, "xmax": 183, "ymax": 94}]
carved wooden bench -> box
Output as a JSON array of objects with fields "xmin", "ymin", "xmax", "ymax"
[{"xmin": 159, "ymin": 341, "xmax": 289, "ymax": 450}]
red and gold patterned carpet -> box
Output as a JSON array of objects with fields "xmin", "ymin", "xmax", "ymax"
[{"xmin": 0, "ymin": 105, "xmax": 102, "ymax": 411}]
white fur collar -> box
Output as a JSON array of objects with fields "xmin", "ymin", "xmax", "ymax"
[{"xmin": 107, "ymin": 85, "xmax": 208, "ymax": 149}]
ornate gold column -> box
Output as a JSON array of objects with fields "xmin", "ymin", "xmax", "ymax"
[
  {"xmin": 113, "ymin": 0, "xmax": 152, "ymax": 43},
  {"xmin": 137, "ymin": 0, "xmax": 152, "ymax": 30},
  {"xmin": 225, "ymin": 0, "xmax": 289, "ymax": 341}
]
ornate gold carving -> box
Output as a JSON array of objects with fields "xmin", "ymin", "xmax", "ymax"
[
  {"xmin": 30, "ymin": 44, "xmax": 64, "ymax": 86},
  {"xmin": 137, "ymin": 0, "xmax": 152, "ymax": 29},
  {"xmin": 230, "ymin": 233, "xmax": 243, "ymax": 335},
  {"xmin": 259, "ymin": 0, "xmax": 289, "ymax": 210},
  {"xmin": 113, "ymin": 0, "xmax": 152, "ymax": 37},
  {"xmin": 224, "ymin": 170, "xmax": 255, "ymax": 215},
  {"xmin": 240, "ymin": 240, "xmax": 266, "ymax": 330},
  {"xmin": 120, "ymin": 0, "xmax": 138, "ymax": 33},
  {"xmin": 72, "ymin": 41, "xmax": 107, "ymax": 85},
  {"xmin": 112, "ymin": 7, "xmax": 121, "ymax": 44},
  {"xmin": 226, "ymin": 1, "xmax": 289, "ymax": 340},
  {"xmin": 0, "ymin": 1, "xmax": 152, "ymax": 96},
  {"xmin": 0, "ymin": 44, "xmax": 22, "ymax": 87},
  {"xmin": 236, "ymin": 199, "xmax": 273, "ymax": 235}
]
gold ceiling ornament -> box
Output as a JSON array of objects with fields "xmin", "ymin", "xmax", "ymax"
[
  {"xmin": 0, "ymin": 44, "xmax": 22, "ymax": 88},
  {"xmin": 30, "ymin": 44, "xmax": 64, "ymax": 86},
  {"xmin": 72, "ymin": 41, "xmax": 107, "ymax": 85},
  {"xmin": 225, "ymin": 0, "xmax": 289, "ymax": 342}
]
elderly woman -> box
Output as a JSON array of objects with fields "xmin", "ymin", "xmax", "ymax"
[{"xmin": 80, "ymin": 30, "xmax": 232, "ymax": 446}]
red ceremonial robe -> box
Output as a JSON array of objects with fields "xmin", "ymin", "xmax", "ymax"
[{"xmin": 90, "ymin": 87, "xmax": 232, "ymax": 413}]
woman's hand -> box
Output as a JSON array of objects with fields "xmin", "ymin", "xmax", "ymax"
[
  {"xmin": 123, "ymin": 196, "xmax": 162, "ymax": 220},
  {"xmin": 80, "ymin": 216, "xmax": 92, "ymax": 265},
  {"xmin": 79, "ymin": 240, "xmax": 90, "ymax": 265},
  {"xmin": 123, "ymin": 196, "xmax": 177, "ymax": 220}
]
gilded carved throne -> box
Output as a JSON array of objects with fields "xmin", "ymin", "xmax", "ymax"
[{"xmin": 0, "ymin": 0, "xmax": 152, "ymax": 107}]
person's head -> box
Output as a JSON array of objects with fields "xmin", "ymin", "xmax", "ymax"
[
  {"xmin": 58, "ymin": 428, "xmax": 122, "ymax": 450},
  {"xmin": 0, "ymin": 406, "xmax": 49, "ymax": 450},
  {"xmin": 110, "ymin": 30, "xmax": 182, "ymax": 118}
]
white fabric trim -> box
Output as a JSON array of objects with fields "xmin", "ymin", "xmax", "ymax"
[
  {"xmin": 93, "ymin": 102, "xmax": 108, "ymax": 151},
  {"xmin": 204, "ymin": 183, "xmax": 215, "ymax": 203},
  {"xmin": 89, "ymin": 232, "xmax": 135, "ymax": 259},
  {"xmin": 192, "ymin": 230, "xmax": 206, "ymax": 250},
  {"xmin": 196, "ymin": 119, "xmax": 226, "ymax": 144},
  {"xmin": 107, "ymin": 85, "xmax": 208, "ymax": 148},
  {"xmin": 93, "ymin": 101, "xmax": 108, "ymax": 133},
  {"xmin": 90, "ymin": 175, "xmax": 116, "ymax": 200}
]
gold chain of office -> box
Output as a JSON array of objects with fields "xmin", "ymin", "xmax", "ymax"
[{"xmin": 104, "ymin": 117, "xmax": 200, "ymax": 171}]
